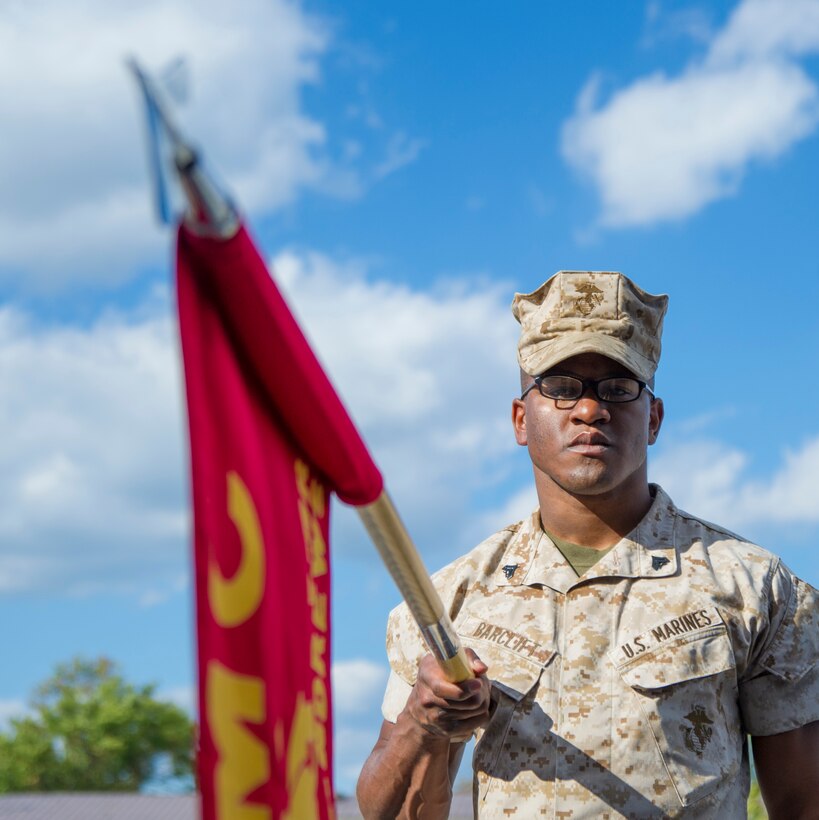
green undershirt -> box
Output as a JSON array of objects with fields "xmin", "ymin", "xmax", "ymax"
[{"xmin": 545, "ymin": 530, "xmax": 615, "ymax": 577}]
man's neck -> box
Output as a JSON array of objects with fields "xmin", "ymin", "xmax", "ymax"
[{"xmin": 535, "ymin": 477, "xmax": 654, "ymax": 550}]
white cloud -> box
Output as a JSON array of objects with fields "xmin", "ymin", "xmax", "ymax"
[
  {"xmin": 642, "ymin": 2, "xmax": 714, "ymax": 47},
  {"xmin": 650, "ymin": 439, "xmax": 748, "ymax": 525},
  {"xmin": 331, "ymin": 659, "xmax": 388, "ymax": 716},
  {"xmin": 139, "ymin": 572, "xmax": 189, "ymax": 608},
  {"xmin": 650, "ymin": 433, "xmax": 819, "ymax": 530},
  {"xmin": 334, "ymin": 726, "xmax": 379, "ymax": 793},
  {"xmin": 6, "ymin": 246, "xmax": 815, "ymax": 597},
  {"xmin": 0, "ymin": 0, "xmax": 328, "ymax": 289},
  {"xmin": 272, "ymin": 250, "xmax": 521, "ymax": 561},
  {"xmin": 0, "ymin": 699, "xmax": 28, "ymax": 732},
  {"xmin": 158, "ymin": 685, "xmax": 195, "ymax": 716},
  {"xmin": 562, "ymin": 0, "xmax": 819, "ymax": 227},
  {"xmin": 272, "ymin": 251, "xmax": 517, "ymax": 432},
  {"xmin": 708, "ymin": 0, "xmax": 819, "ymax": 64},
  {"xmin": 330, "ymin": 660, "xmax": 395, "ymax": 794},
  {"xmin": 0, "ymin": 299, "xmax": 187, "ymax": 594},
  {"xmin": 467, "ymin": 482, "xmax": 537, "ymax": 549},
  {"xmin": 0, "ymin": 248, "xmax": 521, "ymax": 594},
  {"xmin": 372, "ymin": 132, "xmax": 428, "ymax": 181},
  {"xmin": 0, "ymin": 0, "xmax": 428, "ymax": 292}
]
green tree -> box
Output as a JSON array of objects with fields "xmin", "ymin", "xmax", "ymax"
[{"xmin": 0, "ymin": 657, "xmax": 193, "ymax": 792}]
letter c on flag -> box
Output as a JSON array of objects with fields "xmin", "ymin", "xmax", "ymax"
[{"xmin": 209, "ymin": 470, "xmax": 265, "ymax": 628}]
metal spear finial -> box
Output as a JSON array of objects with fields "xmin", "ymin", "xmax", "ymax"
[{"xmin": 128, "ymin": 58, "xmax": 239, "ymax": 239}]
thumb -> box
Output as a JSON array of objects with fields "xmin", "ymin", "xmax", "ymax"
[{"xmin": 465, "ymin": 647, "xmax": 488, "ymax": 677}]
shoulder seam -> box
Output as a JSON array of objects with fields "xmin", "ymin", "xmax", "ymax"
[{"xmin": 673, "ymin": 507, "xmax": 749, "ymax": 543}]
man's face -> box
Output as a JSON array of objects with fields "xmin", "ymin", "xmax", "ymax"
[{"xmin": 511, "ymin": 352, "xmax": 664, "ymax": 500}]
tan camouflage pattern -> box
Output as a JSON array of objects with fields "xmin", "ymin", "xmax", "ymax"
[
  {"xmin": 512, "ymin": 271, "xmax": 669, "ymax": 382},
  {"xmin": 381, "ymin": 486, "xmax": 819, "ymax": 818}
]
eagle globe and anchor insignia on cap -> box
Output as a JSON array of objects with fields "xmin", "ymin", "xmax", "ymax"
[
  {"xmin": 573, "ymin": 282, "xmax": 605, "ymax": 316},
  {"xmin": 512, "ymin": 271, "xmax": 670, "ymax": 383}
]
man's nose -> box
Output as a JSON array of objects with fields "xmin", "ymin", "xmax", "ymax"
[{"xmin": 569, "ymin": 390, "xmax": 611, "ymax": 423}]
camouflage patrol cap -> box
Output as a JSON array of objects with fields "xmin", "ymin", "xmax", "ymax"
[{"xmin": 511, "ymin": 271, "xmax": 669, "ymax": 381}]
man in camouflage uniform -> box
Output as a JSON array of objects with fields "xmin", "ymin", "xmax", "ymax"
[{"xmin": 357, "ymin": 271, "xmax": 819, "ymax": 818}]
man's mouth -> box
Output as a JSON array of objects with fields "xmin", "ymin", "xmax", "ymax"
[{"xmin": 567, "ymin": 432, "xmax": 611, "ymax": 456}]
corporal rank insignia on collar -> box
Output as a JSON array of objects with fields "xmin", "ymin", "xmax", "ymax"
[
  {"xmin": 502, "ymin": 564, "xmax": 518, "ymax": 579},
  {"xmin": 652, "ymin": 555, "xmax": 670, "ymax": 570}
]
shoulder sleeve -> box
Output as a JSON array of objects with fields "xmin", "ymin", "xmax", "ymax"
[
  {"xmin": 380, "ymin": 600, "xmax": 427, "ymax": 723},
  {"xmin": 381, "ymin": 670, "xmax": 413, "ymax": 723},
  {"xmin": 739, "ymin": 562, "xmax": 819, "ymax": 736}
]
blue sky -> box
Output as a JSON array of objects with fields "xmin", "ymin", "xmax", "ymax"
[{"xmin": 1, "ymin": 0, "xmax": 818, "ymax": 796}]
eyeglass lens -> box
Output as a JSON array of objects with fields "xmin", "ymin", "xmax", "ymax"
[{"xmin": 538, "ymin": 376, "xmax": 643, "ymax": 403}]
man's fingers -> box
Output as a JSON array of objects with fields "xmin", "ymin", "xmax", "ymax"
[
  {"xmin": 441, "ymin": 703, "xmax": 491, "ymax": 721},
  {"xmin": 427, "ymin": 702, "xmax": 490, "ymax": 723},
  {"xmin": 442, "ymin": 695, "xmax": 488, "ymax": 712},
  {"xmin": 419, "ymin": 652, "xmax": 489, "ymax": 700},
  {"xmin": 427, "ymin": 677, "xmax": 484, "ymax": 702},
  {"xmin": 418, "ymin": 685, "xmax": 486, "ymax": 711},
  {"xmin": 465, "ymin": 647, "xmax": 489, "ymax": 677},
  {"xmin": 406, "ymin": 652, "xmax": 493, "ymax": 739},
  {"xmin": 421, "ymin": 681, "xmax": 491, "ymax": 715},
  {"xmin": 427, "ymin": 710, "xmax": 492, "ymax": 738},
  {"xmin": 425, "ymin": 678, "xmax": 466, "ymax": 700}
]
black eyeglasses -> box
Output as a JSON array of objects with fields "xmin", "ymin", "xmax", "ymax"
[{"xmin": 521, "ymin": 374, "xmax": 654, "ymax": 406}]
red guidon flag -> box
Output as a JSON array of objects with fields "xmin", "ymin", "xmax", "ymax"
[{"xmin": 176, "ymin": 223, "xmax": 383, "ymax": 820}]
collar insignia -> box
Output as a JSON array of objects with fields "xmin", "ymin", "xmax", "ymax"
[
  {"xmin": 652, "ymin": 555, "xmax": 670, "ymax": 571},
  {"xmin": 502, "ymin": 564, "xmax": 518, "ymax": 579}
]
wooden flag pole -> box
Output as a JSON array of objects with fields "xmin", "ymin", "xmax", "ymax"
[{"xmin": 357, "ymin": 492, "xmax": 473, "ymax": 682}]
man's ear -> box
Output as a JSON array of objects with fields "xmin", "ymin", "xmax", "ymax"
[
  {"xmin": 648, "ymin": 397, "xmax": 664, "ymax": 445},
  {"xmin": 512, "ymin": 398, "xmax": 528, "ymax": 446}
]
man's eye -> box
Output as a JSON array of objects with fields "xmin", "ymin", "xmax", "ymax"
[
  {"xmin": 599, "ymin": 379, "xmax": 637, "ymax": 400},
  {"xmin": 541, "ymin": 379, "xmax": 579, "ymax": 399}
]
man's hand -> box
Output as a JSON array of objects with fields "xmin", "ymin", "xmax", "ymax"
[
  {"xmin": 402, "ymin": 648, "xmax": 492, "ymax": 740},
  {"xmin": 357, "ymin": 649, "xmax": 491, "ymax": 819}
]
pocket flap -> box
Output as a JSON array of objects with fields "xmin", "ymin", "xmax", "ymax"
[
  {"xmin": 614, "ymin": 628, "xmax": 735, "ymax": 690},
  {"xmin": 458, "ymin": 614, "xmax": 553, "ymax": 701}
]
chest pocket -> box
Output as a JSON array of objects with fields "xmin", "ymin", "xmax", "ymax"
[
  {"xmin": 611, "ymin": 622, "xmax": 740, "ymax": 806},
  {"xmin": 457, "ymin": 615, "xmax": 556, "ymax": 800}
]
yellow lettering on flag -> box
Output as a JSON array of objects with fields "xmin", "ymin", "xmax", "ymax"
[
  {"xmin": 280, "ymin": 689, "xmax": 330, "ymax": 817},
  {"xmin": 298, "ymin": 502, "xmax": 328, "ymax": 578},
  {"xmin": 207, "ymin": 662, "xmax": 271, "ymax": 820},
  {"xmin": 295, "ymin": 460, "xmax": 326, "ymax": 518},
  {"xmin": 282, "ymin": 693, "xmax": 319, "ymax": 820},
  {"xmin": 306, "ymin": 576, "xmax": 328, "ymax": 632},
  {"xmin": 310, "ymin": 634, "xmax": 327, "ymax": 678},
  {"xmin": 311, "ymin": 676, "xmax": 329, "ymax": 771},
  {"xmin": 210, "ymin": 471, "xmax": 265, "ymax": 628},
  {"xmin": 282, "ymin": 460, "xmax": 335, "ymax": 820}
]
